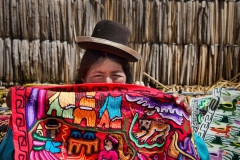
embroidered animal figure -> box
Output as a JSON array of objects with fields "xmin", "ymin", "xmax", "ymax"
[
  {"xmin": 210, "ymin": 125, "xmax": 233, "ymax": 138},
  {"xmin": 125, "ymin": 94, "xmax": 189, "ymax": 125},
  {"xmin": 210, "ymin": 149, "xmax": 226, "ymax": 160},
  {"xmin": 229, "ymin": 141, "xmax": 240, "ymax": 149},
  {"xmin": 134, "ymin": 118, "xmax": 170, "ymax": 142},
  {"xmin": 218, "ymin": 99, "xmax": 237, "ymax": 115}
]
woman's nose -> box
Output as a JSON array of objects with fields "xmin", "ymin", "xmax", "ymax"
[{"xmin": 105, "ymin": 77, "xmax": 113, "ymax": 83}]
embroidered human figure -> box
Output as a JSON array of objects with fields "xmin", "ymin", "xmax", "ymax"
[
  {"xmin": 30, "ymin": 121, "xmax": 62, "ymax": 159},
  {"xmin": 97, "ymin": 95, "xmax": 122, "ymax": 128},
  {"xmin": 44, "ymin": 119, "xmax": 62, "ymax": 153},
  {"xmin": 98, "ymin": 134, "xmax": 119, "ymax": 160}
]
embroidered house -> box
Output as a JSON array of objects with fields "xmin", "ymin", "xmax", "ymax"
[
  {"xmin": 47, "ymin": 92, "xmax": 75, "ymax": 119},
  {"xmin": 74, "ymin": 92, "xmax": 97, "ymax": 127}
]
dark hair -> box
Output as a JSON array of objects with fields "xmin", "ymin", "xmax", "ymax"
[
  {"xmin": 75, "ymin": 49, "xmax": 133, "ymax": 84},
  {"xmin": 111, "ymin": 142, "xmax": 119, "ymax": 150}
]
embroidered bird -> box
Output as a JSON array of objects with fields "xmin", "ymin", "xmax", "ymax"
[
  {"xmin": 229, "ymin": 141, "xmax": 240, "ymax": 149},
  {"xmin": 210, "ymin": 125, "xmax": 232, "ymax": 138},
  {"xmin": 218, "ymin": 98, "xmax": 238, "ymax": 115},
  {"xmin": 210, "ymin": 149, "xmax": 226, "ymax": 160},
  {"xmin": 234, "ymin": 120, "xmax": 240, "ymax": 125}
]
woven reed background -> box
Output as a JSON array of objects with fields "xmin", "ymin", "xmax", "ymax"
[{"xmin": 0, "ymin": 0, "xmax": 239, "ymax": 86}]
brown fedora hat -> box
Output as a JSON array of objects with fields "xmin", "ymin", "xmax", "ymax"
[{"xmin": 76, "ymin": 20, "xmax": 141, "ymax": 62}]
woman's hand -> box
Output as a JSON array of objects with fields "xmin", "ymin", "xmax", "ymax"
[
  {"xmin": 173, "ymin": 92, "xmax": 192, "ymax": 115},
  {"xmin": 135, "ymin": 81, "xmax": 145, "ymax": 86}
]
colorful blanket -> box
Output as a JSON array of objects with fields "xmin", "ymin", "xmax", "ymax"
[
  {"xmin": 196, "ymin": 88, "xmax": 240, "ymax": 160},
  {"xmin": 10, "ymin": 84, "xmax": 199, "ymax": 160}
]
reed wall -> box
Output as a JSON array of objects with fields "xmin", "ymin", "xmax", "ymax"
[{"xmin": 0, "ymin": 0, "xmax": 239, "ymax": 86}]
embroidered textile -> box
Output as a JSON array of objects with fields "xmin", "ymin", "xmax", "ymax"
[
  {"xmin": 190, "ymin": 96, "xmax": 213, "ymax": 133},
  {"xmin": 10, "ymin": 84, "xmax": 199, "ymax": 160},
  {"xmin": 196, "ymin": 88, "xmax": 240, "ymax": 160}
]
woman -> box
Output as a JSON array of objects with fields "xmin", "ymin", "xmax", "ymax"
[
  {"xmin": 98, "ymin": 134, "xmax": 119, "ymax": 160},
  {"xmin": 74, "ymin": 20, "xmax": 209, "ymax": 160},
  {"xmin": 0, "ymin": 20, "xmax": 209, "ymax": 160},
  {"xmin": 75, "ymin": 20, "xmax": 191, "ymax": 112}
]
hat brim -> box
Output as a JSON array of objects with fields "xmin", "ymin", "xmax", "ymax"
[
  {"xmin": 76, "ymin": 36, "xmax": 141, "ymax": 62},
  {"xmin": 45, "ymin": 123, "xmax": 62, "ymax": 130}
]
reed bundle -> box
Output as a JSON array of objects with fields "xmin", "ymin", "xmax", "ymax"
[
  {"xmin": 0, "ymin": 0, "xmax": 239, "ymax": 86},
  {"xmin": 0, "ymin": 38, "xmax": 84, "ymax": 84}
]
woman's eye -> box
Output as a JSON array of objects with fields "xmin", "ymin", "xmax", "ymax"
[
  {"xmin": 94, "ymin": 75, "xmax": 103, "ymax": 78},
  {"xmin": 113, "ymin": 74, "xmax": 121, "ymax": 77}
]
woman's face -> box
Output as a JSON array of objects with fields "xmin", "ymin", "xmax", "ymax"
[
  {"xmin": 83, "ymin": 58, "xmax": 127, "ymax": 83},
  {"xmin": 104, "ymin": 139, "xmax": 113, "ymax": 151}
]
